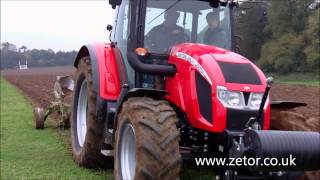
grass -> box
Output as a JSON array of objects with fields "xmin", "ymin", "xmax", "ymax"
[
  {"xmin": 0, "ymin": 78, "xmax": 217, "ymax": 180},
  {"xmin": 0, "ymin": 79, "xmax": 112, "ymax": 180},
  {"xmin": 266, "ymin": 73, "xmax": 320, "ymax": 86},
  {"xmin": 181, "ymin": 166, "xmax": 216, "ymax": 180}
]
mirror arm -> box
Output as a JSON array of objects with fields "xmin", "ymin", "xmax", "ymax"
[{"xmin": 106, "ymin": 25, "xmax": 117, "ymax": 48}]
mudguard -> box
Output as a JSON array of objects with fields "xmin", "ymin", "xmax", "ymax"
[{"xmin": 74, "ymin": 43, "xmax": 121, "ymax": 101}]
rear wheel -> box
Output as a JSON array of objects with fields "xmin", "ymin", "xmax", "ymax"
[
  {"xmin": 114, "ymin": 97, "xmax": 181, "ymax": 180},
  {"xmin": 70, "ymin": 57, "xmax": 111, "ymax": 168},
  {"xmin": 34, "ymin": 107, "xmax": 44, "ymax": 129}
]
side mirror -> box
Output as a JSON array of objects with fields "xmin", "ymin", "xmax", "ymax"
[
  {"xmin": 109, "ymin": 0, "xmax": 122, "ymax": 9},
  {"xmin": 107, "ymin": 24, "xmax": 113, "ymax": 32}
]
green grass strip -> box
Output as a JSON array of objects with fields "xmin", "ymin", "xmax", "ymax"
[
  {"xmin": 0, "ymin": 79, "xmax": 112, "ymax": 180},
  {"xmin": 266, "ymin": 73, "xmax": 320, "ymax": 86}
]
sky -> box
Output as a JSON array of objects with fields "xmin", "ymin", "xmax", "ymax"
[{"xmin": 1, "ymin": 0, "xmax": 116, "ymax": 52}]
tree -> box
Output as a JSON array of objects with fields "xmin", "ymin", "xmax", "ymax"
[
  {"xmin": 1, "ymin": 42, "xmax": 17, "ymax": 52},
  {"xmin": 19, "ymin": 46, "xmax": 27, "ymax": 53},
  {"xmin": 265, "ymin": 0, "xmax": 312, "ymax": 39},
  {"xmin": 0, "ymin": 42, "xmax": 77, "ymax": 69},
  {"xmin": 259, "ymin": 34, "xmax": 305, "ymax": 74},
  {"xmin": 0, "ymin": 50, "xmax": 22, "ymax": 69},
  {"xmin": 258, "ymin": 0, "xmax": 317, "ymax": 74},
  {"xmin": 303, "ymin": 9, "xmax": 320, "ymax": 72},
  {"xmin": 1, "ymin": 42, "xmax": 10, "ymax": 51}
]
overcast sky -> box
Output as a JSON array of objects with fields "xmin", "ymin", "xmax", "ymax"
[{"xmin": 1, "ymin": 1, "xmax": 115, "ymax": 52}]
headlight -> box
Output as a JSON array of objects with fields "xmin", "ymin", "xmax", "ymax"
[
  {"xmin": 249, "ymin": 93, "xmax": 263, "ymax": 108},
  {"xmin": 217, "ymin": 86, "xmax": 267, "ymax": 110},
  {"xmin": 228, "ymin": 92, "xmax": 241, "ymax": 106},
  {"xmin": 217, "ymin": 86, "xmax": 245, "ymax": 109}
]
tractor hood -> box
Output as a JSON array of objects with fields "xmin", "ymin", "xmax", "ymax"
[
  {"xmin": 166, "ymin": 43, "xmax": 270, "ymax": 133},
  {"xmin": 170, "ymin": 43, "xmax": 267, "ymax": 92}
]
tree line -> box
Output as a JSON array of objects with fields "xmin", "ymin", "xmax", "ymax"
[
  {"xmin": 1, "ymin": 0, "xmax": 319, "ymax": 74},
  {"xmin": 0, "ymin": 43, "xmax": 77, "ymax": 69},
  {"xmin": 236, "ymin": 0, "xmax": 319, "ymax": 75}
]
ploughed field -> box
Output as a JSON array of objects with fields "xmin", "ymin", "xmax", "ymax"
[
  {"xmin": 2, "ymin": 67, "xmax": 319, "ymax": 131},
  {"xmin": 2, "ymin": 67, "xmax": 74, "ymax": 108},
  {"xmin": 2, "ymin": 67, "xmax": 319, "ymax": 180}
]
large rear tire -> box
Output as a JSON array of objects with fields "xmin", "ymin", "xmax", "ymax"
[
  {"xmin": 70, "ymin": 57, "xmax": 111, "ymax": 168},
  {"xmin": 114, "ymin": 97, "xmax": 181, "ymax": 180}
]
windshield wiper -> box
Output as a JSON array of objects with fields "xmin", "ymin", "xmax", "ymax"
[{"xmin": 147, "ymin": 0, "xmax": 181, "ymax": 25}]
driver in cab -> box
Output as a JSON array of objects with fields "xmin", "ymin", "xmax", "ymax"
[
  {"xmin": 145, "ymin": 10, "xmax": 189, "ymax": 53},
  {"xmin": 202, "ymin": 11, "xmax": 227, "ymax": 48}
]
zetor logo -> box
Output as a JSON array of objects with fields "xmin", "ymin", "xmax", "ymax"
[{"xmin": 243, "ymin": 86, "xmax": 250, "ymax": 90}]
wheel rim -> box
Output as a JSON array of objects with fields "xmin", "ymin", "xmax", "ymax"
[
  {"xmin": 77, "ymin": 80, "xmax": 87, "ymax": 147},
  {"xmin": 120, "ymin": 122, "xmax": 136, "ymax": 179}
]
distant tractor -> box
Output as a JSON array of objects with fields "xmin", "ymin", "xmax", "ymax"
[{"xmin": 37, "ymin": 0, "xmax": 320, "ymax": 179}]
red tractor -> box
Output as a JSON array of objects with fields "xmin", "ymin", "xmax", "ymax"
[{"xmin": 70, "ymin": 0, "xmax": 320, "ymax": 179}]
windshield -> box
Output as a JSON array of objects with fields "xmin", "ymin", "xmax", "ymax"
[{"xmin": 144, "ymin": 0, "xmax": 232, "ymax": 53}]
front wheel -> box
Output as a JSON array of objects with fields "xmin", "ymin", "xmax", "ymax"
[{"xmin": 114, "ymin": 97, "xmax": 181, "ymax": 180}]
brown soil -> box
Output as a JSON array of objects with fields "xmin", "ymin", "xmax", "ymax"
[
  {"xmin": 3, "ymin": 67, "xmax": 318, "ymax": 131},
  {"xmin": 2, "ymin": 67, "xmax": 75, "ymax": 108},
  {"xmin": 270, "ymin": 84, "xmax": 320, "ymax": 131},
  {"xmin": 2, "ymin": 67, "xmax": 319, "ymax": 179}
]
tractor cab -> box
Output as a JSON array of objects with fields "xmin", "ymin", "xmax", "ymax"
[
  {"xmin": 115, "ymin": 0, "xmax": 233, "ymax": 52},
  {"xmin": 145, "ymin": 1, "xmax": 234, "ymax": 52},
  {"xmin": 110, "ymin": 0, "xmax": 236, "ymax": 88}
]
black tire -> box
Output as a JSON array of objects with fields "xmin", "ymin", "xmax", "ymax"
[
  {"xmin": 70, "ymin": 57, "xmax": 110, "ymax": 168},
  {"xmin": 34, "ymin": 107, "xmax": 44, "ymax": 129},
  {"xmin": 114, "ymin": 97, "xmax": 181, "ymax": 180}
]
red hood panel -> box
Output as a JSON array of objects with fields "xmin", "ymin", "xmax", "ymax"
[{"xmin": 170, "ymin": 43, "xmax": 266, "ymax": 91}]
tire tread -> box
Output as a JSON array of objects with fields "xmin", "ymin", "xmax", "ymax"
[{"xmin": 115, "ymin": 97, "xmax": 181, "ymax": 180}]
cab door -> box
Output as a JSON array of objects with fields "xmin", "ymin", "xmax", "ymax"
[{"xmin": 113, "ymin": 0, "xmax": 134, "ymax": 87}]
